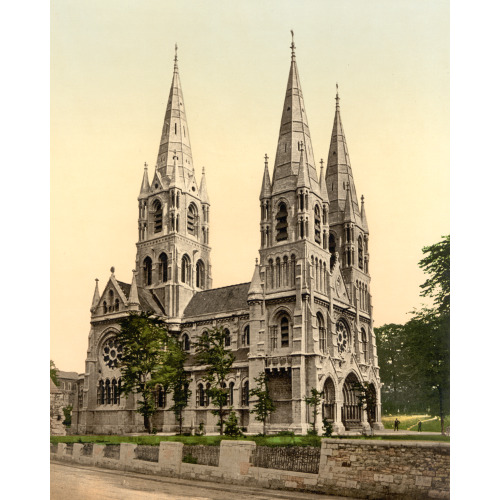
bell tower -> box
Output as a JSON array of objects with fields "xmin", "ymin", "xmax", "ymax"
[{"xmin": 135, "ymin": 46, "xmax": 212, "ymax": 324}]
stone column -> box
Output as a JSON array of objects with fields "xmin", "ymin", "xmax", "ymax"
[{"xmin": 120, "ymin": 443, "xmax": 137, "ymax": 465}]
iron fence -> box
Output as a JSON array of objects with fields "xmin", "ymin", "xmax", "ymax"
[
  {"xmin": 136, "ymin": 445, "xmax": 160, "ymax": 462},
  {"xmin": 253, "ymin": 446, "xmax": 320, "ymax": 474},
  {"xmin": 182, "ymin": 445, "xmax": 220, "ymax": 466}
]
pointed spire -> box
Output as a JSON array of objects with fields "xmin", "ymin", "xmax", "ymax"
[
  {"xmin": 199, "ymin": 166, "xmax": 210, "ymax": 204},
  {"xmin": 343, "ymin": 182, "xmax": 355, "ymax": 223},
  {"xmin": 360, "ymin": 194, "xmax": 369, "ymax": 232},
  {"xmin": 319, "ymin": 158, "xmax": 329, "ymax": 203},
  {"xmin": 296, "ymin": 141, "xmax": 311, "ymax": 189},
  {"xmin": 260, "ymin": 154, "xmax": 272, "ymax": 200},
  {"xmin": 248, "ymin": 259, "xmax": 264, "ymax": 301},
  {"xmin": 272, "ymin": 34, "xmax": 319, "ymax": 195},
  {"xmin": 326, "ymin": 85, "xmax": 360, "ymax": 223},
  {"xmin": 90, "ymin": 278, "xmax": 100, "ymax": 313},
  {"xmin": 128, "ymin": 270, "xmax": 140, "ymax": 310},
  {"xmin": 156, "ymin": 44, "xmax": 194, "ymax": 179},
  {"xmin": 138, "ymin": 162, "xmax": 150, "ymax": 199}
]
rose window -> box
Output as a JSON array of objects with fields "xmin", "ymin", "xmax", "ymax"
[
  {"xmin": 102, "ymin": 338, "xmax": 123, "ymax": 368},
  {"xmin": 336, "ymin": 321, "xmax": 349, "ymax": 354}
]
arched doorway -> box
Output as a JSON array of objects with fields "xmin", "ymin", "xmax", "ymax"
[
  {"xmin": 367, "ymin": 383, "xmax": 377, "ymax": 425},
  {"xmin": 342, "ymin": 372, "xmax": 362, "ymax": 429},
  {"xmin": 323, "ymin": 378, "xmax": 336, "ymax": 421}
]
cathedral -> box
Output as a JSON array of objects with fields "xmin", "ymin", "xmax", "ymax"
[{"xmin": 71, "ymin": 39, "xmax": 383, "ymax": 435}]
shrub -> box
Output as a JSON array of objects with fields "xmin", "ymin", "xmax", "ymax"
[
  {"xmin": 224, "ymin": 411, "xmax": 243, "ymax": 437},
  {"xmin": 323, "ymin": 419, "xmax": 334, "ymax": 437},
  {"xmin": 276, "ymin": 430, "xmax": 295, "ymax": 437}
]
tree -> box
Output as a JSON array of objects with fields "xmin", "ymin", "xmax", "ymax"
[
  {"xmin": 116, "ymin": 312, "xmax": 169, "ymax": 433},
  {"xmin": 62, "ymin": 405, "xmax": 73, "ymax": 427},
  {"xmin": 249, "ymin": 371, "xmax": 276, "ymax": 435},
  {"xmin": 224, "ymin": 411, "xmax": 243, "ymax": 437},
  {"xmin": 50, "ymin": 360, "xmax": 60, "ymax": 386},
  {"xmin": 155, "ymin": 337, "xmax": 191, "ymax": 434},
  {"xmin": 304, "ymin": 388, "xmax": 323, "ymax": 434},
  {"xmin": 419, "ymin": 235, "xmax": 450, "ymax": 316},
  {"xmin": 193, "ymin": 327, "xmax": 235, "ymax": 435}
]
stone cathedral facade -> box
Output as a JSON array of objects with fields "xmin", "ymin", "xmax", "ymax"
[{"xmin": 71, "ymin": 42, "xmax": 383, "ymax": 435}]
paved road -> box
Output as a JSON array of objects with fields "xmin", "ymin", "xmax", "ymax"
[{"xmin": 51, "ymin": 462, "xmax": 350, "ymax": 500}]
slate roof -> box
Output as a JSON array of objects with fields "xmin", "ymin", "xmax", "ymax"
[
  {"xmin": 57, "ymin": 371, "xmax": 78, "ymax": 380},
  {"xmin": 184, "ymin": 347, "xmax": 249, "ymax": 367},
  {"xmin": 183, "ymin": 283, "xmax": 251, "ymax": 318},
  {"xmin": 115, "ymin": 280, "xmax": 165, "ymax": 316}
]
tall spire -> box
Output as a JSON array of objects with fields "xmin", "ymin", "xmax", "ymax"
[
  {"xmin": 139, "ymin": 162, "xmax": 150, "ymax": 199},
  {"xmin": 248, "ymin": 258, "xmax": 264, "ymax": 301},
  {"xmin": 199, "ymin": 166, "xmax": 210, "ymax": 204},
  {"xmin": 260, "ymin": 154, "xmax": 272, "ymax": 200},
  {"xmin": 343, "ymin": 181, "xmax": 355, "ymax": 223},
  {"xmin": 319, "ymin": 158, "xmax": 329, "ymax": 202},
  {"xmin": 272, "ymin": 32, "xmax": 319, "ymax": 195},
  {"xmin": 90, "ymin": 279, "xmax": 100, "ymax": 314},
  {"xmin": 296, "ymin": 141, "xmax": 311, "ymax": 189},
  {"xmin": 360, "ymin": 194, "xmax": 369, "ymax": 232},
  {"xmin": 156, "ymin": 44, "xmax": 194, "ymax": 181},
  {"xmin": 326, "ymin": 85, "xmax": 360, "ymax": 224},
  {"xmin": 128, "ymin": 270, "xmax": 140, "ymax": 310}
]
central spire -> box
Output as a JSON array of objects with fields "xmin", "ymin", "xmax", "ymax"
[
  {"xmin": 272, "ymin": 33, "xmax": 319, "ymax": 195},
  {"xmin": 156, "ymin": 44, "xmax": 194, "ymax": 183}
]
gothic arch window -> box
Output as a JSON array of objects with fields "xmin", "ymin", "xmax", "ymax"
[
  {"xmin": 112, "ymin": 379, "xmax": 118, "ymax": 404},
  {"xmin": 314, "ymin": 205, "xmax": 321, "ymax": 244},
  {"xmin": 242, "ymin": 380, "xmax": 249, "ymax": 406},
  {"xmin": 290, "ymin": 255, "xmax": 296, "ymax": 285},
  {"xmin": 242, "ymin": 325, "xmax": 250, "ymax": 347},
  {"xmin": 329, "ymin": 233, "xmax": 337, "ymax": 270},
  {"xmin": 276, "ymin": 202, "xmax": 288, "ymax": 241},
  {"xmin": 361, "ymin": 328, "xmax": 368, "ymax": 363},
  {"xmin": 336, "ymin": 320, "xmax": 350, "ymax": 354},
  {"xmin": 318, "ymin": 312, "xmax": 326, "ymax": 353},
  {"xmin": 281, "ymin": 316, "xmax": 290, "ymax": 348},
  {"xmin": 98, "ymin": 380, "xmax": 104, "ymax": 405},
  {"xmin": 205, "ymin": 383, "xmax": 211, "ymax": 405},
  {"xmin": 283, "ymin": 256, "xmax": 289, "ymax": 286},
  {"xmin": 197, "ymin": 383, "xmax": 205, "ymax": 407},
  {"xmin": 114, "ymin": 298, "xmax": 120, "ymax": 312},
  {"xmin": 181, "ymin": 255, "xmax": 191, "ymax": 284},
  {"xmin": 153, "ymin": 199, "xmax": 162, "ymax": 233},
  {"xmin": 109, "ymin": 289, "xmax": 114, "ymax": 307},
  {"xmin": 221, "ymin": 382, "xmax": 228, "ymax": 406},
  {"xmin": 229, "ymin": 381, "xmax": 235, "ymax": 406},
  {"xmin": 156, "ymin": 384, "xmax": 166, "ymax": 408},
  {"xmin": 103, "ymin": 301, "xmax": 108, "ymax": 314},
  {"xmin": 196, "ymin": 260, "xmax": 205, "ymax": 289},
  {"xmin": 181, "ymin": 333, "xmax": 190, "ymax": 352},
  {"xmin": 143, "ymin": 256, "xmax": 152, "ymax": 286},
  {"xmin": 267, "ymin": 259, "xmax": 274, "ymax": 289},
  {"xmin": 358, "ymin": 236, "xmax": 364, "ymax": 269},
  {"xmin": 224, "ymin": 328, "xmax": 231, "ymax": 347},
  {"xmin": 159, "ymin": 253, "xmax": 168, "ymax": 282},
  {"xmin": 187, "ymin": 203, "xmax": 198, "ymax": 236},
  {"xmin": 105, "ymin": 379, "xmax": 111, "ymax": 404},
  {"xmin": 276, "ymin": 257, "xmax": 281, "ymax": 287}
]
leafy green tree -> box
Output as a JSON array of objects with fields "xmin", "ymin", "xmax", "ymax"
[
  {"xmin": 224, "ymin": 411, "xmax": 243, "ymax": 437},
  {"xmin": 62, "ymin": 405, "xmax": 73, "ymax": 427},
  {"xmin": 50, "ymin": 360, "xmax": 60, "ymax": 386},
  {"xmin": 155, "ymin": 337, "xmax": 191, "ymax": 434},
  {"xmin": 419, "ymin": 235, "xmax": 450, "ymax": 315},
  {"xmin": 304, "ymin": 388, "xmax": 323, "ymax": 435},
  {"xmin": 249, "ymin": 371, "xmax": 276, "ymax": 435},
  {"xmin": 193, "ymin": 327, "xmax": 235, "ymax": 435},
  {"xmin": 116, "ymin": 312, "xmax": 169, "ymax": 433}
]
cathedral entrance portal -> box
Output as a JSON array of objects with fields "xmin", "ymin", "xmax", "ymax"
[
  {"xmin": 341, "ymin": 372, "xmax": 362, "ymax": 430},
  {"xmin": 322, "ymin": 377, "xmax": 336, "ymax": 421}
]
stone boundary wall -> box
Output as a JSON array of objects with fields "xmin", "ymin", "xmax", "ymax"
[{"xmin": 50, "ymin": 439, "xmax": 450, "ymax": 499}]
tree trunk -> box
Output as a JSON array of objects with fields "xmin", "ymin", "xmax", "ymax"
[
  {"xmin": 144, "ymin": 414, "xmax": 151, "ymax": 434},
  {"xmin": 438, "ymin": 385, "xmax": 445, "ymax": 435},
  {"xmin": 219, "ymin": 406, "xmax": 224, "ymax": 435},
  {"xmin": 263, "ymin": 417, "xmax": 266, "ymax": 436},
  {"xmin": 178, "ymin": 410, "xmax": 183, "ymax": 435}
]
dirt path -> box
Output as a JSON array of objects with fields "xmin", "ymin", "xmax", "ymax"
[{"xmin": 408, "ymin": 416, "xmax": 438, "ymax": 430}]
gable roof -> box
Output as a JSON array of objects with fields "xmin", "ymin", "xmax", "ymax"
[
  {"xmin": 183, "ymin": 283, "xmax": 250, "ymax": 318},
  {"xmin": 57, "ymin": 371, "xmax": 78, "ymax": 380},
  {"xmin": 115, "ymin": 279, "xmax": 165, "ymax": 315}
]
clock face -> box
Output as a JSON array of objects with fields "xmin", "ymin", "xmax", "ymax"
[
  {"xmin": 102, "ymin": 338, "xmax": 123, "ymax": 369},
  {"xmin": 336, "ymin": 321, "xmax": 348, "ymax": 354}
]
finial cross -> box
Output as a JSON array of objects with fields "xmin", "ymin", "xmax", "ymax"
[
  {"xmin": 144, "ymin": 162, "xmax": 148, "ymax": 168},
  {"xmin": 264, "ymin": 153, "xmax": 269, "ymax": 164},
  {"xmin": 320, "ymin": 158, "xmax": 324, "ymax": 169},
  {"xmin": 174, "ymin": 43, "xmax": 178, "ymax": 63}
]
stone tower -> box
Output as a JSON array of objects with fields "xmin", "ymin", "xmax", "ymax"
[
  {"xmin": 135, "ymin": 46, "xmax": 212, "ymax": 327},
  {"xmin": 325, "ymin": 88, "xmax": 371, "ymax": 321}
]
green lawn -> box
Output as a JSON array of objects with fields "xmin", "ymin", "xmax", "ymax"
[
  {"xmin": 381, "ymin": 415, "xmax": 450, "ymax": 433},
  {"xmin": 50, "ymin": 432, "xmax": 449, "ymax": 447}
]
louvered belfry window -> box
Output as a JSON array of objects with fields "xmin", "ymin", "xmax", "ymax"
[
  {"xmin": 276, "ymin": 202, "xmax": 288, "ymax": 241},
  {"xmin": 153, "ymin": 200, "xmax": 162, "ymax": 233}
]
